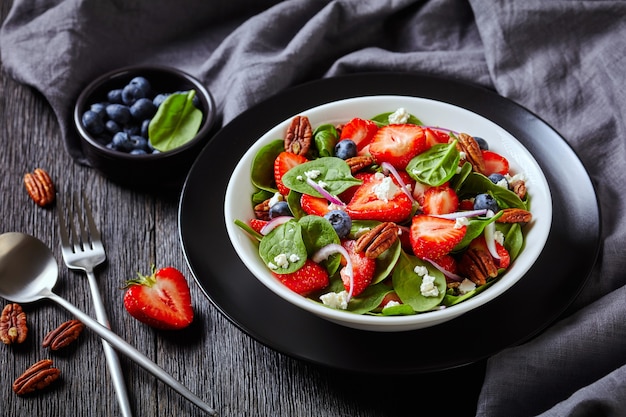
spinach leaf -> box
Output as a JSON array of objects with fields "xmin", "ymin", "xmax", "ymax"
[
  {"xmin": 497, "ymin": 222, "xmax": 524, "ymax": 261},
  {"xmin": 370, "ymin": 112, "xmax": 423, "ymax": 126},
  {"xmin": 442, "ymin": 280, "xmax": 495, "ymax": 306},
  {"xmin": 258, "ymin": 220, "xmax": 307, "ymax": 274},
  {"xmin": 252, "ymin": 189, "xmax": 274, "ymax": 205},
  {"xmin": 372, "ymin": 239, "xmax": 402, "ymax": 284},
  {"xmin": 381, "ymin": 303, "xmax": 416, "ymax": 316},
  {"xmin": 458, "ymin": 173, "xmax": 526, "ymax": 210},
  {"xmin": 299, "ymin": 215, "xmax": 341, "ymax": 274},
  {"xmin": 313, "ymin": 124, "xmax": 338, "ymax": 157},
  {"xmin": 450, "ymin": 161, "xmax": 473, "ymax": 192},
  {"xmin": 453, "ymin": 211, "xmax": 503, "ymax": 252},
  {"xmin": 286, "ymin": 190, "xmax": 306, "ymax": 220},
  {"xmin": 282, "ymin": 157, "xmax": 362, "ymax": 196},
  {"xmin": 346, "ymin": 282, "xmax": 393, "ymax": 315},
  {"xmin": 149, "ymin": 90, "xmax": 203, "ymax": 152},
  {"xmin": 392, "ymin": 252, "xmax": 446, "ymax": 312},
  {"xmin": 406, "ymin": 140, "xmax": 460, "ymax": 186},
  {"xmin": 251, "ymin": 139, "xmax": 283, "ymax": 193}
]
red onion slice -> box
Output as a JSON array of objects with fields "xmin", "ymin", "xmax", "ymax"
[
  {"xmin": 306, "ymin": 177, "xmax": 346, "ymax": 208},
  {"xmin": 312, "ymin": 243, "xmax": 354, "ymax": 301},
  {"xmin": 425, "ymin": 258, "xmax": 464, "ymax": 282},
  {"xmin": 381, "ymin": 162, "xmax": 417, "ymax": 205},
  {"xmin": 484, "ymin": 210, "xmax": 501, "ymax": 260},
  {"xmin": 259, "ymin": 216, "xmax": 293, "ymax": 235},
  {"xmin": 433, "ymin": 209, "xmax": 488, "ymax": 219}
]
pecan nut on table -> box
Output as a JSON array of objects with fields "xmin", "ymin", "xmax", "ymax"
[{"xmin": 0, "ymin": 303, "xmax": 28, "ymax": 345}]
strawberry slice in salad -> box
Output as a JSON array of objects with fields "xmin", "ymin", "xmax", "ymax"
[{"xmin": 235, "ymin": 108, "xmax": 532, "ymax": 316}]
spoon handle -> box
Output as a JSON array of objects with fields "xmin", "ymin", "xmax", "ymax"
[{"xmin": 46, "ymin": 291, "xmax": 218, "ymax": 416}]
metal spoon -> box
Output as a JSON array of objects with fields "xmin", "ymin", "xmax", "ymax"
[{"xmin": 0, "ymin": 232, "xmax": 217, "ymax": 416}]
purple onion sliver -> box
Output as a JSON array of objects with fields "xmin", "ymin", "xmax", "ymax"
[
  {"xmin": 381, "ymin": 162, "xmax": 417, "ymax": 204},
  {"xmin": 306, "ymin": 177, "xmax": 346, "ymax": 207},
  {"xmin": 420, "ymin": 125, "xmax": 460, "ymax": 136},
  {"xmin": 433, "ymin": 209, "xmax": 488, "ymax": 219},
  {"xmin": 425, "ymin": 257, "xmax": 465, "ymax": 282},
  {"xmin": 312, "ymin": 243, "xmax": 354, "ymax": 301},
  {"xmin": 259, "ymin": 216, "xmax": 293, "ymax": 235}
]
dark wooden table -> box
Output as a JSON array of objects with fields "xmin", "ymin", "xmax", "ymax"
[{"xmin": 0, "ymin": 3, "xmax": 485, "ymax": 416}]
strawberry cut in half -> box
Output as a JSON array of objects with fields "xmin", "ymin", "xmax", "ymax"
[
  {"xmin": 123, "ymin": 266, "xmax": 194, "ymax": 330},
  {"xmin": 339, "ymin": 118, "xmax": 379, "ymax": 152},
  {"xmin": 421, "ymin": 184, "xmax": 459, "ymax": 215},
  {"xmin": 340, "ymin": 240, "xmax": 375, "ymax": 297},
  {"xmin": 481, "ymin": 150, "xmax": 510, "ymax": 176},
  {"xmin": 346, "ymin": 173, "xmax": 413, "ymax": 223},
  {"xmin": 272, "ymin": 259, "xmax": 329, "ymax": 296},
  {"xmin": 301, "ymin": 194, "xmax": 331, "ymax": 216},
  {"xmin": 409, "ymin": 214, "xmax": 467, "ymax": 260},
  {"xmin": 424, "ymin": 127, "xmax": 451, "ymax": 148},
  {"xmin": 369, "ymin": 124, "xmax": 428, "ymax": 169},
  {"xmin": 274, "ymin": 151, "xmax": 308, "ymax": 195}
]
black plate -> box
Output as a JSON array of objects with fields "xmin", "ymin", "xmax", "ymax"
[{"xmin": 178, "ymin": 73, "xmax": 600, "ymax": 374}]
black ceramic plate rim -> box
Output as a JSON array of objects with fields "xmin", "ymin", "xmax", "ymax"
[{"xmin": 178, "ymin": 72, "xmax": 601, "ymax": 374}]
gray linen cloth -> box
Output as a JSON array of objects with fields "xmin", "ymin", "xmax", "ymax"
[{"xmin": 2, "ymin": 1, "xmax": 625, "ymax": 416}]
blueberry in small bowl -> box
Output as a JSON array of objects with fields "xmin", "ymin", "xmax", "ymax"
[{"xmin": 74, "ymin": 65, "xmax": 216, "ymax": 190}]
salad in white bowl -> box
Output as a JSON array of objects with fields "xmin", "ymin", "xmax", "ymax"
[{"xmin": 225, "ymin": 96, "xmax": 551, "ymax": 332}]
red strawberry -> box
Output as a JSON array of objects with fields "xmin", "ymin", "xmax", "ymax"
[
  {"xmin": 422, "ymin": 184, "xmax": 459, "ymax": 215},
  {"xmin": 424, "ymin": 127, "xmax": 450, "ymax": 148},
  {"xmin": 346, "ymin": 173, "xmax": 413, "ymax": 223},
  {"xmin": 431, "ymin": 254, "xmax": 458, "ymax": 276},
  {"xmin": 123, "ymin": 267, "xmax": 194, "ymax": 330},
  {"xmin": 459, "ymin": 199, "xmax": 475, "ymax": 211},
  {"xmin": 469, "ymin": 235, "xmax": 511, "ymax": 269},
  {"xmin": 249, "ymin": 218, "xmax": 269, "ymax": 234},
  {"xmin": 301, "ymin": 194, "xmax": 330, "ymax": 216},
  {"xmin": 378, "ymin": 291, "xmax": 403, "ymax": 309},
  {"xmin": 409, "ymin": 215, "xmax": 467, "ymax": 260},
  {"xmin": 412, "ymin": 180, "xmax": 430, "ymax": 206},
  {"xmin": 272, "ymin": 259, "xmax": 329, "ymax": 296},
  {"xmin": 340, "ymin": 240, "xmax": 375, "ymax": 297},
  {"xmin": 482, "ymin": 150, "xmax": 510, "ymax": 176},
  {"xmin": 339, "ymin": 118, "xmax": 379, "ymax": 152},
  {"xmin": 369, "ymin": 124, "xmax": 428, "ymax": 169},
  {"xmin": 274, "ymin": 151, "xmax": 308, "ymax": 195}
]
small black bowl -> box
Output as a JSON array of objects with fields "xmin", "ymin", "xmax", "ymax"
[{"xmin": 74, "ymin": 65, "xmax": 216, "ymax": 190}]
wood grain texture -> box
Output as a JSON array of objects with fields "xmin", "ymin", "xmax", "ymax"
[{"xmin": 0, "ymin": 2, "xmax": 484, "ymax": 416}]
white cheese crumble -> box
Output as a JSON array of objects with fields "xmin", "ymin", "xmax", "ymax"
[
  {"xmin": 420, "ymin": 274, "xmax": 439, "ymax": 298},
  {"xmin": 494, "ymin": 230, "xmax": 505, "ymax": 245},
  {"xmin": 372, "ymin": 176, "xmax": 400, "ymax": 202},
  {"xmin": 296, "ymin": 175, "xmax": 304, "ymax": 181},
  {"xmin": 316, "ymin": 180, "xmax": 328, "ymax": 189},
  {"xmin": 455, "ymin": 216, "xmax": 469, "ymax": 229},
  {"xmin": 383, "ymin": 300, "xmax": 401, "ymax": 309},
  {"xmin": 288, "ymin": 254, "xmax": 300, "ymax": 263},
  {"xmin": 496, "ymin": 178, "xmax": 509, "ymax": 189},
  {"xmin": 458, "ymin": 278, "xmax": 477, "ymax": 295},
  {"xmin": 320, "ymin": 291, "xmax": 349, "ymax": 309},
  {"xmin": 274, "ymin": 253, "xmax": 289, "ymax": 269},
  {"xmin": 268, "ymin": 262, "xmax": 278, "ymax": 270},
  {"xmin": 388, "ymin": 107, "xmax": 410, "ymax": 124},
  {"xmin": 268, "ymin": 192, "xmax": 284, "ymax": 207},
  {"xmin": 414, "ymin": 265, "xmax": 428, "ymax": 276},
  {"xmin": 459, "ymin": 151, "xmax": 467, "ymax": 160},
  {"xmin": 304, "ymin": 169, "xmax": 321, "ymax": 179},
  {"xmin": 505, "ymin": 172, "xmax": 527, "ymax": 183}
]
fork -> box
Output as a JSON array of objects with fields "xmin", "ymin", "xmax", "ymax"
[{"xmin": 58, "ymin": 193, "xmax": 133, "ymax": 417}]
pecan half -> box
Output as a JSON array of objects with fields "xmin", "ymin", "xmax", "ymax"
[
  {"xmin": 456, "ymin": 133, "xmax": 486, "ymax": 174},
  {"xmin": 510, "ymin": 179, "xmax": 527, "ymax": 199},
  {"xmin": 24, "ymin": 168, "xmax": 55, "ymax": 207},
  {"xmin": 345, "ymin": 155, "xmax": 374, "ymax": 174},
  {"xmin": 42, "ymin": 319, "xmax": 84, "ymax": 351},
  {"xmin": 254, "ymin": 199, "xmax": 271, "ymax": 221},
  {"xmin": 458, "ymin": 248, "xmax": 498, "ymax": 285},
  {"xmin": 13, "ymin": 359, "xmax": 61, "ymax": 395},
  {"xmin": 0, "ymin": 303, "xmax": 28, "ymax": 345},
  {"xmin": 497, "ymin": 208, "xmax": 532, "ymax": 224},
  {"xmin": 284, "ymin": 115, "xmax": 312, "ymax": 156},
  {"xmin": 355, "ymin": 222, "xmax": 399, "ymax": 259}
]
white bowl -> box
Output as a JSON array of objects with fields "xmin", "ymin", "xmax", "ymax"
[{"xmin": 224, "ymin": 95, "xmax": 552, "ymax": 332}]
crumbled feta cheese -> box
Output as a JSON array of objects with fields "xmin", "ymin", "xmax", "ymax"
[
  {"xmin": 496, "ymin": 178, "xmax": 509, "ymax": 189},
  {"xmin": 374, "ymin": 172, "xmax": 385, "ymax": 180},
  {"xmin": 268, "ymin": 192, "xmax": 284, "ymax": 207},
  {"xmin": 273, "ymin": 253, "xmax": 289, "ymax": 269},
  {"xmin": 505, "ymin": 172, "xmax": 527, "ymax": 183},
  {"xmin": 268, "ymin": 262, "xmax": 278, "ymax": 270},
  {"xmin": 304, "ymin": 170, "xmax": 321, "ymax": 179},
  {"xmin": 413, "ymin": 265, "xmax": 428, "ymax": 276},
  {"xmin": 420, "ymin": 274, "xmax": 439, "ymax": 297},
  {"xmin": 383, "ymin": 300, "xmax": 401, "ymax": 309},
  {"xmin": 411, "ymin": 169, "xmax": 422, "ymax": 176},
  {"xmin": 372, "ymin": 176, "xmax": 400, "ymax": 202},
  {"xmin": 458, "ymin": 278, "xmax": 477, "ymax": 295},
  {"xmin": 494, "ymin": 230, "xmax": 505, "ymax": 245},
  {"xmin": 328, "ymin": 203, "xmax": 344, "ymax": 211},
  {"xmin": 455, "ymin": 216, "xmax": 469, "ymax": 229},
  {"xmin": 296, "ymin": 175, "xmax": 304, "ymax": 181},
  {"xmin": 288, "ymin": 254, "xmax": 300, "ymax": 263},
  {"xmin": 316, "ymin": 180, "xmax": 328, "ymax": 189},
  {"xmin": 459, "ymin": 151, "xmax": 466, "ymax": 160},
  {"xmin": 320, "ymin": 291, "xmax": 349, "ymax": 309},
  {"xmin": 388, "ymin": 107, "xmax": 410, "ymax": 124}
]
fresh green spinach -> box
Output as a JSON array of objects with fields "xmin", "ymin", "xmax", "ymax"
[
  {"xmin": 406, "ymin": 140, "xmax": 460, "ymax": 186},
  {"xmin": 313, "ymin": 124, "xmax": 338, "ymax": 157},
  {"xmin": 149, "ymin": 90, "xmax": 203, "ymax": 152},
  {"xmin": 258, "ymin": 220, "xmax": 307, "ymax": 274},
  {"xmin": 251, "ymin": 139, "xmax": 283, "ymax": 193},
  {"xmin": 392, "ymin": 252, "xmax": 446, "ymax": 312},
  {"xmin": 282, "ymin": 157, "xmax": 362, "ymax": 196}
]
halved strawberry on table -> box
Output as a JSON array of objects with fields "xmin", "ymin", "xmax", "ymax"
[
  {"xmin": 123, "ymin": 266, "xmax": 194, "ymax": 330},
  {"xmin": 272, "ymin": 259, "xmax": 329, "ymax": 296},
  {"xmin": 339, "ymin": 117, "xmax": 379, "ymax": 154},
  {"xmin": 369, "ymin": 124, "xmax": 428, "ymax": 169},
  {"xmin": 346, "ymin": 173, "xmax": 413, "ymax": 223},
  {"xmin": 274, "ymin": 151, "xmax": 308, "ymax": 195},
  {"xmin": 340, "ymin": 240, "xmax": 376, "ymax": 297},
  {"xmin": 409, "ymin": 214, "xmax": 467, "ymax": 260}
]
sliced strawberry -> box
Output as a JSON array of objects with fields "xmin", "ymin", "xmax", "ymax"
[
  {"xmin": 301, "ymin": 194, "xmax": 330, "ymax": 216},
  {"xmin": 369, "ymin": 124, "xmax": 427, "ymax": 169},
  {"xmin": 470, "ymin": 235, "xmax": 511, "ymax": 269},
  {"xmin": 459, "ymin": 199, "xmax": 475, "ymax": 211},
  {"xmin": 431, "ymin": 254, "xmax": 458, "ymax": 276},
  {"xmin": 249, "ymin": 218, "xmax": 269, "ymax": 234},
  {"xmin": 482, "ymin": 150, "xmax": 510, "ymax": 176},
  {"xmin": 339, "ymin": 118, "xmax": 379, "ymax": 152},
  {"xmin": 424, "ymin": 127, "xmax": 450, "ymax": 148},
  {"xmin": 412, "ymin": 180, "xmax": 430, "ymax": 206},
  {"xmin": 274, "ymin": 151, "xmax": 308, "ymax": 195},
  {"xmin": 422, "ymin": 184, "xmax": 459, "ymax": 215},
  {"xmin": 123, "ymin": 267, "xmax": 194, "ymax": 330},
  {"xmin": 340, "ymin": 240, "xmax": 375, "ymax": 297},
  {"xmin": 346, "ymin": 173, "xmax": 413, "ymax": 223},
  {"xmin": 409, "ymin": 215, "xmax": 467, "ymax": 260},
  {"xmin": 272, "ymin": 259, "xmax": 329, "ymax": 296}
]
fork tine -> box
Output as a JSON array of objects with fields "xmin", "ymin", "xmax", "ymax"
[
  {"xmin": 82, "ymin": 192, "xmax": 103, "ymax": 247},
  {"xmin": 73, "ymin": 193, "xmax": 91, "ymax": 251},
  {"xmin": 57, "ymin": 193, "xmax": 71, "ymax": 249}
]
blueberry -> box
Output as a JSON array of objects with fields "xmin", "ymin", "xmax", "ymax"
[
  {"xmin": 105, "ymin": 119, "xmax": 121, "ymax": 134},
  {"xmin": 141, "ymin": 119, "xmax": 151, "ymax": 138},
  {"xmin": 106, "ymin": 103, "xmax": 131, "ymax": 124},
  {"xmin": 122, "ymin": 83, "xmax": 147, "ymax": 105},
  {"xmin": 107, "ymin": 89, "xmax": 124, "ymax": 104},
  {"xmin": 473, "ymin": 136, "xmax": 489, "ymax": 150},
  {"xmin": 324, "ymin": 210, "xmax": 352, "ymax": 238},
  {"xmin": 488, "ymin": 173, "xmax": 508, "ymax": 187},
  {"xmin": 334, "ymin": 140, "xmax": 357, "ymax": 160},
  {"xmin": 130, "ymin": 98, "xmax": 157, "ymax": 120},
  {"xmin": 473, "ymin": 193, "xmax": 499, "ymax": 213},
  {"xmin": 82, "ymin": 110, "xmax": 105, "ymax": 135},
  {"xmin": 269, "ymin": 201, "xmax": 292, "ymax": 219},
  {"xmin": 111, "ymin": 132, "xmax": 134, "ymax": 152},
  {"xmin": 130, "ymin": 148, "xmax": 148, "ymax": 155},
  {"xmin": 90, "ymin": 102, "xmax": 108, "ymax": 120},
  {"xmin": 153, "ymin": 93, "xmax": 170, "ymax": 107},
  {"xmin": 130, "ymin": 135, "xmax": 150, "ymax": 152},
  {"xmin": 123, "ymin": 123, "xmax": 141, "ymax": 135},
  {"xmin": 128, "ymin": 76, "xmax": 151, "ymax": 97}
]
